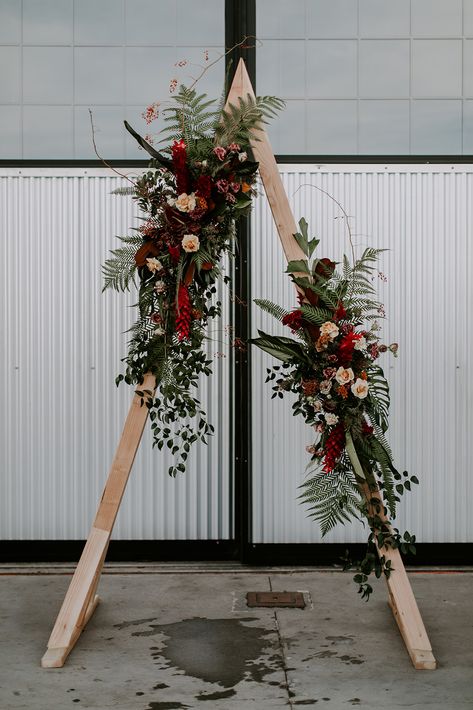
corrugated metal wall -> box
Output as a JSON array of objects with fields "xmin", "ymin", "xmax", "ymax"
[
  {"xmin": 2, "ymin": 165, "xmax": 472, "ymax": 544},
  {"xmin": 251, "ymin": 164, "xmax": 473, "ymax": 543},
  {"xmin": 0, "ymin": 168, "xmax": 231, "ymax": 540}
]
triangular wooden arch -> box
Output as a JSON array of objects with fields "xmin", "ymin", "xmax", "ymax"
[{"xmin": 41, "ymin": 59, "xmax": 436, "ymax": 670}]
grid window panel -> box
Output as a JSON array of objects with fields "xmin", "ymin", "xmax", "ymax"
[
  {"xmin": 306, "ymin": 100, "xmax": 357, "ymax": 153},
  {"xmin": 0, "ymin": 105, "xmax": 21, "ymax": 157},
  {"xmin": 307, "ymin": 0, "xmax": 357, "ymax": 38},
  {"xmin": 358, "ymin": 100, "xmax": 410, "ymax": 153},
  {"xmin": 0, "ymin": 46, "xmax": 20, "ymax": 102},
  {"xmin": 257, "ymin": 0, "xmax": 307, "ymax": 39},
  {"xmin": 411, "ymin": 40, "xmax": 462, "ymax": 98},
  {"xmin": 257, "ymin": 0, "xmax": 473, "ymax": 154},
  {"xmin": 307, "ymin": 40, "xmax": 357, "ymax": 98},
  {"xmin": 74, "ymin": 47, "xmax": 124, "ymax": 105},
  {"xmin": 0, "ymin": 0, "xmax": 21, "ymax": 44},
  {"xmin": 23, "ymin": 105, "xmax": 73, "ymax": 158},
  {"xmin": 74, "ymin": 0, "xmax": 125, "ymax": 46},
  {"xmin": 23, "ymin": 0, "xmax": 73, "ymax": 45},
  {"xmin": 411, "ymin": 0, "xmax": 462, "ymax": 38},
  {"xmin": 23, "ymin": 47, "xmax": 73, "ymax": 104},
  {"xmin": 359, "ymin": 0, "xmax": 410, "ymax": 38},
  {"xmin": 411, "ymin": 100, "xmax": 462, "ymax": 154},
  {"xmin": 125, "ymin": 0, "xmax": 177, "ymax": 45},
  {"xmin": 0, "ymin": 0, "xmax": 224, "ymax": 158},
  {"xmin": 359, "ymin": 40, "xmax": 410, "ymax": 98}
]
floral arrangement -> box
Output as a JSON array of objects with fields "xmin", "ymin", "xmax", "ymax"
[
  {"xmin": 102, "ymin": 85, "xmax": 283, "ymax": 476},
  {"xmin": 252, "ymin": 218, "xmax": 418, "ymax": 598}
]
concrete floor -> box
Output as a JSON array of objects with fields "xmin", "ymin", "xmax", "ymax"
[{"xmin": 0, "ymin": 564, "xmax": 472, "ymax": 710}]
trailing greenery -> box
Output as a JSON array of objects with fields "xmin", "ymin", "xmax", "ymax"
[{"xmin": 252, "ymin": 217, "xmax": 419, "ymax": 599}]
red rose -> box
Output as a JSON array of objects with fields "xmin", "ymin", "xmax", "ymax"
[
  {"xmin": 195, "ymin": 174, "xmax": 212, "ymax": 198},
  {"xmin": 168, "ymin": 244, "xmax": 181, "ymax": 264},
  {"xmin": 337, "ymin": 330, "xmax": 364, "ymax": 365},
  {"xmin": 314, "ymin": 258, "xmax": 335, "ymax": 282},
  {"xmin": 282, "ymin": 309, "xmax": 303, "ymax": 332},
  {"xmin": 334, "ymin": 301, "xmax": 347, "ymax": 322}
]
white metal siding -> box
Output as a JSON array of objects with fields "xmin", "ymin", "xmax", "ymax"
[
  {"xmin": 251, "ymin": 164, "xmax": 473, "ymax": 543},
  {"xmin": 0, "ymin": 169, "xmax": 231, "ymax": 540}
]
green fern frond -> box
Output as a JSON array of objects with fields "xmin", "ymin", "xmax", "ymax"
[
  {"xmin": 366, "ymin": 364, "xmax": 390, "ymax": 432},
  {"xmin": 300, "ymin": 464, "xmax": 362, "ymax": 536},
  {"xmin": 300, "ymin": 304, "xmax": 333, "ymax": 326},
  {"xmin": 102, "ymin": 235, "xmax": 142, "ymax": 292},
  {"xmin": 254, "ymin": 298, "xmax": 290, "ymax": 322}
]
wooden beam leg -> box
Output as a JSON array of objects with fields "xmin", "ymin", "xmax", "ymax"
[
  {"xmin": 41, "ymin": 373, "xmax": 156, "ymax": 668},
  {"xmin": 345, "ymin": 438, "xmax": 437, "ymax": 670},
  {"xmin": 227, "ymin": 59, "xmax": 437, "ymax": 671}
]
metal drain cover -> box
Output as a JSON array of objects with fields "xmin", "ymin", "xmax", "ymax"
[{"xmin": 246, "ymin": 591, "xmax": 305, "ymax": 608}]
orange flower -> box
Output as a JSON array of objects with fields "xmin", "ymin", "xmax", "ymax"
[
  {"xmin": 338, "ymin": 385, "xmax": 348, "ymax": 399},
  {"xmin": 360, "ymin": 371, "xmax": 368, "ymax": 380},
  {"xmin": 198, "ymin": 196, "xmax": 208, "ymax": 209},
  {"xmin": 241, "ymin": 181, "xmax": 251, "ymax": 193}
]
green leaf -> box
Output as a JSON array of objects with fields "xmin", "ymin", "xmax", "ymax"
[
  {"xmin": 286, "ymin": 259, "xmax": 309, "ymax": 274},
  {"xmin": 250, "ymin": 329, "xmax": 309, "ymax": 363},
  {"xmin": 308, "ymin": 237, "xmax": 320, "ymax": 258}
]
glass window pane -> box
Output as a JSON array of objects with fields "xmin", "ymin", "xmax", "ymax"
[{"xmin": 257, "ymin": 0, "xmax": 470, "ymax": 154}]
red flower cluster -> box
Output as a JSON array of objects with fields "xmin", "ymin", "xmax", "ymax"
[
  {"xmin": 322, "ymin": 422, "xmax": 345, "ymax": 473},
  {"xmin": 337, "ymin": 329, "xmax": 364, "ymax": 365},
  {"xmin": 195, "ymin": 174, "xmax": 212, "ymax": 198},
  {"xmin": 176, "ymin": 284, "xmax": 192, "ymax": 341},
  {"xmin": 171, "ymin": 139, "xmax": 189, "ymax": 194},
  {"xmin": 282, "ymin": 309, "xmax": 304, "ymax": 332}
]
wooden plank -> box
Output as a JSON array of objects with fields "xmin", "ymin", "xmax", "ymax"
[
  {"xmin": 231, "ymin": 57, "xmax": 437, "ymax": 670},
  {"xmin": 348, "ymin": 451, "xmax": 436, "ymax": 670},
  {"xmin": 41, "ymin": 374, "xmax": 156, "ymax": 668}
]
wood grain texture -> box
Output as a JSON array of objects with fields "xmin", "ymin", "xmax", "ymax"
[
  {"xmin": 233, "ymin": 58, "xmax": 436, "ymax": 670},
  {"xmin": 42, "ymin": 374, "xmax": 156, "ymax": 667}
]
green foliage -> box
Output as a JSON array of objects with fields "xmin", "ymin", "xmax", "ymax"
[
  {"xmin": 102, "ymin": 235, "xmax": 142, "ymax": 292},
  {"xmin": 300, "ymin": 460, "xmax": 362, "ymax": 536},
  {"xmin": 339, "ymin": 247, "xmax": 386, "ymax": 318},
  {"xmin": 251, "ymin": 329, "xmax": 309, "ymax": 363},
  {"xmin": 160, "ymin": 86, "xmax": 221, "ymax": 146},
  {"xmin": 366, "ymin": 364, "xmax": 390, "ymax": 432},
  {"xmin": 254, "ymin": 298, "xmax": 290, "ymax": 323},
  {"xmin": 214, "ymin": 94, "xmax": 285, "ymax": 146},
  {"xmin": 299, "ymin": 303, "xmax": 333, "ymax": 326}
]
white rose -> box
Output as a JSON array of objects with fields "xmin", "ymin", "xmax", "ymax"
[
  {"xmin": 182, "ymin": 234, "xmax": 200, "ymax": 253},
  {"xmin": 320, "ymin": 321, "xmax": 339, "ymax": 340},
  {"xmin": 154, "ymin": 280, "xmax": 166, "ymax": 294},
  {"xmin": 335, "ymin": 367, "xmax": 354, "ymax": 385},
  {"xmin": 154, "ymin": 326, "xmax": 165, "ymax": 336},
  {"xmin": 174, "ymin": 192, "xmax": 196, "ymax": 213},
  {"xmin": 238, "ymin": 151, "xmax": 247, "ymax": 162},
  {"xmin": 354, "ymin": 336, "xmax": 367, "ymax": 351},
  {"xmin": 351, "ymin": 378, "xmax": 369, "ymax": 399},
  {"xmin": 325, "ymin": 413, "xmax": 339, "ymax": 426},
  {"xmin": 146, "ymin": 257, "xmax": 163, "ymax": 273},
  {"xmin": 313, "ymin": 399, "xmax": 323, "ymax": 412},
  {"xmin": 319, "ymin": 380, "xmax": 332, "ymax": 394}
]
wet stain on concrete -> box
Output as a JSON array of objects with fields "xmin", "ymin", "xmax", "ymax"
[
  {"xmin": 131, "ymin": 617, "xmax": 280, "ymax": 688},
  {"xmin": 294, "ymin": 701, "xmax": 318, "ymax": 705},
  {"xmin": 314, "ymin": 650, "xmax": 338, "ymax": 659},
  {"xmin": 114, "ymin": 617, "xmax": 157, "ymax": 630},
  {"xmin": 154, "ymin": 683, "xmax": 169, "ymax": 690},
  {"xmin": 339, "ymin": 654, "xmax": 364, "ymax": 665},
  {"xmin": 196, "ymin": 688, "xmax": 236, "ymax": 701},
  {"xmin": 325, "ymin": 635, "xmax": 354, "ymax": 645}
]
